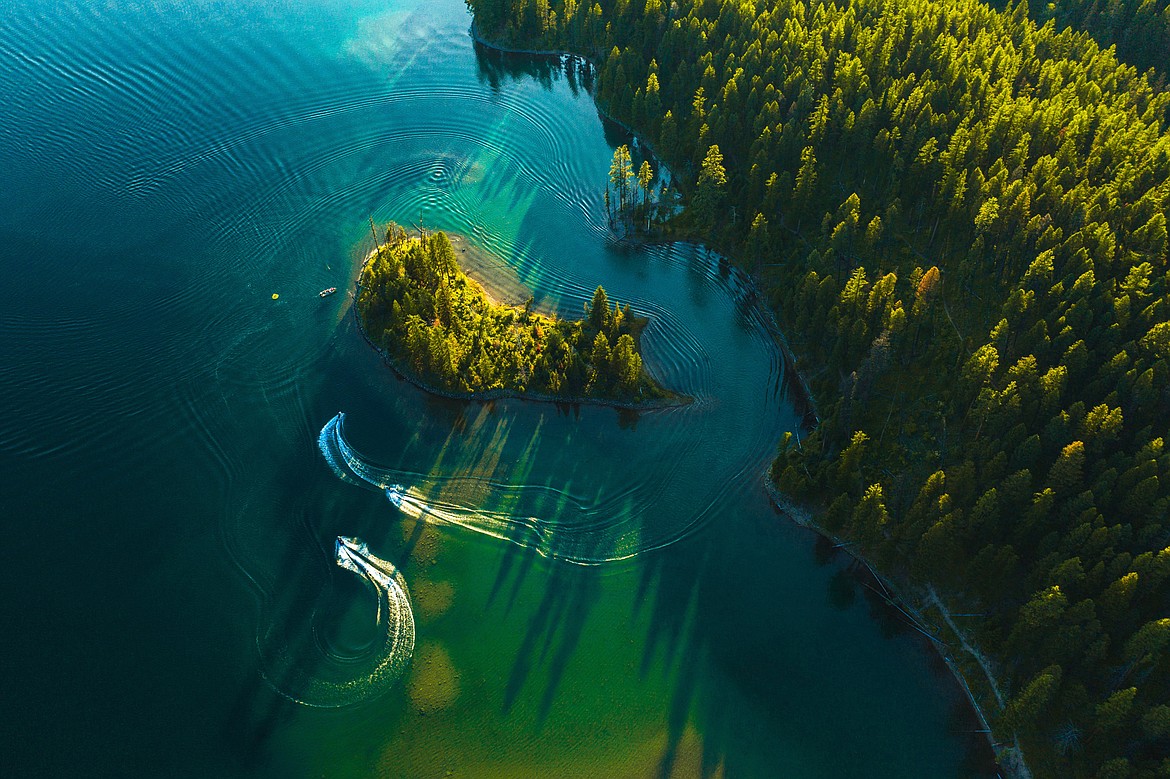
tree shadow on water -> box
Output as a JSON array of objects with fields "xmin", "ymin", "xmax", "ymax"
[
  {"xmin": 222, "ymin": 470, "xmax": 325, "ymax": 768},
  {"xmin": 485, "ymin": 518, "xmax": 540, "ymax": 616},
  {"xmin": 473, "ymin": 40, "xmax": 593, "ymax": 96},
  {"xmin": 634, "ymin": 537, "xmax": 723, "ymax": 778},
  {"xmin": 222, "ymin": 456, "xmax": 390, "ymax": 770},
  {"xmin": 499, "ymin": 536, "xmax": 603, "ymax": 727}
]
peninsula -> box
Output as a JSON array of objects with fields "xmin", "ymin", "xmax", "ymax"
[{"xmin": 356, "ymin": 225, "xmax": 672, "ymax": 404}]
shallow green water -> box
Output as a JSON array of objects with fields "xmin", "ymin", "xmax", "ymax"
[{"xmin": 0, "ymin": 1, "xmax": 993, "ymax": 775}]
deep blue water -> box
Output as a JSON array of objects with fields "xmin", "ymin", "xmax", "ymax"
[{"xmin": 0, "ymin": 1, "xmax": 994, "ymax": 776}]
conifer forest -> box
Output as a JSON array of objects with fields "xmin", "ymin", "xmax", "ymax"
[
  {"xmin": 469, "ymin": 0, "xmax": 1170, "ymax": 775},
  {"xmin": 358, "ymin": 227, "xmax": 665, "ymax": 402}
]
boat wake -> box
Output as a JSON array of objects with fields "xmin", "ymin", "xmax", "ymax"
[
  {"xmin": 273, "ymin": 409, "xmax": 704, "ymax": 707},
  {"xmin": 319, "ymin": 411, "xmax": 680, "ymax": 564},
  {"xmin": 256, "ymin": 535, "xmax": 415, "ymax": 708}
]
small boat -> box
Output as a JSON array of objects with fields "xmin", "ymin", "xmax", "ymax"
[
  {"xmin": 318, "ymin": 287, "xmax": 338, "ymax": 298},
  {"xmin": 385, "ymin": 484, "xmax": 405, "ymax": 508}
]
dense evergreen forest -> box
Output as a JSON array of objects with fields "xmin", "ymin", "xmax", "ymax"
[
  {"xmin": 468, "ymin": 0, "xmax": 1170, "ymax": 775},
  {"xmin": 1022, "ymin": 0, "xmax": 1170, "ymax": 77},
  {"xmin": 357, "ymin": 227, "xmax": 665, "ymax": 401}
]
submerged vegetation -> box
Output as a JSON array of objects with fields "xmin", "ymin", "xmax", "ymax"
[
  {"xmin": 357, "ymin": 226, "xmax": 667, "ymax": 402},
  {"xmin": 470, "ymin": 0, "xmax": 1170, "ymax": 774}
]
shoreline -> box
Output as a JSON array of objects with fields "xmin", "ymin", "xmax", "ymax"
[
  {"xmin": 469, "ymin": 24, "xmax": 674, "ymax": 186},
  {"xmin": 352, "ymin": 237, "xmax": 692, "ymax": 412},
  {"xmin": 473, "ymin": 23, "xmax": 1021, "ymax": 777},
  {"xmin": 444, "ymin": 233, "xmax": 531, "ymax": 308},
  {"xmin": 764, "ymin": 478, "xmax": 1030, "ymax": 777},
  {"xmin": 470, "ymin": 24, "xmax": 818, "ymax": 430}
]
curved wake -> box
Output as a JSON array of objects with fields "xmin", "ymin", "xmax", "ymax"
[
  {"xmin": 320, "ymin": 411, "xmax": 697, "ymax": 564},
  {"xmin": 257, "ymin": 535, "xmax": 415, "ymax": 708}
]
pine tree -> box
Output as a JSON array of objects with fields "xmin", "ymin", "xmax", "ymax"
[
  {"xmin": 792, "ymin": 146, "xmax": 818, "ymax": 227},
  {"xmin": 612, "ymin": 333, "xmax": 642, "ymax": 395},
  {"xmin": 692, "ymin": 144, "xmax": 727, "ymax": 231},
  {"xmin": 637, "ymin": 159, "xmax": 654, "ymax": 228},
  {"xmin": 589, "ymin": 331, "xmax": 612, "ymax": 392},
  {"xmin": 588, "ymin": 285, "xmax": 611, "ymax": 332},
  {"xmin": 609, "ymin": 144, "xmax": 634, "ymax": 213}
]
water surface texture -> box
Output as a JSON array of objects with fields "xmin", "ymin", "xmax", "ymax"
[{"xmin": 0, "ymin": 1, "xmax": 993, "ymax": 776}]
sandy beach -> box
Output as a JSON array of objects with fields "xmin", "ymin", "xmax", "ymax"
[{"xmin": 445, "ymin": 233, "xmax": 533, "ymax": 308}]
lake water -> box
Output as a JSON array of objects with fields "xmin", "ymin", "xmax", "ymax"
[{"xmin": 0, "ymin": 1, "xmax": 994, "ymax": 775}]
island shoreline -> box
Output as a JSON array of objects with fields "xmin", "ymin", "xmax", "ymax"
[
  {"xmin": 470, "ymin": 24, "xmax": 819, "ymax": 430},
  {"xmin": 351, "ymin": 238, "xmax": 692, "ymax": 413}
]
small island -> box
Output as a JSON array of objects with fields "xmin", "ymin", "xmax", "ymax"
[{"xmin": 356, "ymin": 225, "xmax": 674, "ymax": 405}]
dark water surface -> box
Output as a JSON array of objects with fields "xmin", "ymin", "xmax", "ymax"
[{"xmin": 0, "ymin": 1, "xmax": 993, "ymax": 776}]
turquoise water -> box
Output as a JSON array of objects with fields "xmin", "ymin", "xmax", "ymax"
[{"xmin": 0, "ymin": 1, "xmax": 994, "ymax": 775}]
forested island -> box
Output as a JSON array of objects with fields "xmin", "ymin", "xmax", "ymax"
[
  {"xmin": 469, "ymin": 0, "xmax": 1170, "ymax": 776},
  {"xmin": 356, "ymin": 226, "xmax": 671, "ymax": 404}
]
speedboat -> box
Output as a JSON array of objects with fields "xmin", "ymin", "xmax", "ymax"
[
  {"xmin": 319, "ymin": 287, "xmax": 338, "ymax": 298},
  {"xmin": 335, "ymin": 536, "xmax": 396, "ymax": 587},
  {"xmin": 385, "ymin": 484, "xmax": 405, "ymax": 508}
]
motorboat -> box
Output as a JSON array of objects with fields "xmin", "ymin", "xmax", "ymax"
[
  {"xmin": 319, "ymin": 287, "xmax": 338, "ymax": 298},
  {"xmin": 335, "ymin": 536, "xmax": 395, "ymax": 587},
  {"xmin": 385, "ymin": 484, "xmax": 405, "ymax": 508}
]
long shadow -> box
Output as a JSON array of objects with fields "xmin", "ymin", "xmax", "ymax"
[
  {"xmin": 475, "ymin": 411, "xmax": 549, "ymax": 613},
  {"xmin": 500, "ymin": 532, "xmax": 603, "ymax": 725},
  {"xmin": 222, "ymin": 468, "xmax": 331, "ymax": 768},
  {"xmin": 484, "ymin": 483, "xmax": 547, "ymax": 615},
  {"xmin": 639, "ymin": 543, "xmax": 704, "ymax": 680},
  {"xmin": 222, "ymin": 405, "xmax": 401, "ymax": 769},
  {"xmin": 534, "ymin": 561, "xmax": 601, "ymax": 723},
  {"xmin": 634, "ymin": 529, "xmax": 715, "ymax": 776},
  {"xmin": 645, "ymin": 501, "xmax": 1002, "ymax": 778},
  {"xmin": 498, "ymin": 449, "xmax": 591, "ymax": 615},
  {"xmin": 501, "ymin": 557, "xmax": 571, "ymax": 714},
  {"xmin": 657, "ymin": 637, "xmax": 705, "ymax": 779},
  {"xmin": 644, "ymin": 512, "xmax": 828, "ymax": 778}
]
